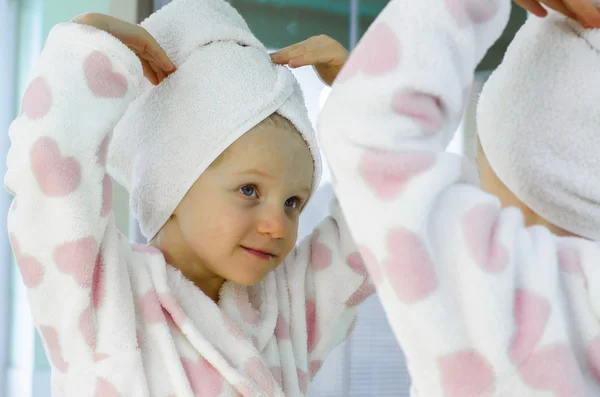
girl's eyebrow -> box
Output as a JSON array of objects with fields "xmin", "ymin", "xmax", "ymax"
[{"xmin": 234, "ymin": 168, "xmax": 273, "ymax": 179}]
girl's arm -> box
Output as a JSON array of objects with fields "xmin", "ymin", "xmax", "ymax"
[
  {"xmin": 273, "ymin": 36, "xmax": 374, "ymax": 386},
  {"xmin": 319, "ymin": 1, "xmax": 600, "ymax": 396},
  {"xmin": 282, "ymin": 198, "xmax": 371, "ymax": 390},
  {"xmin": 6, "ymin": 21, "xmax": 155, "ymax": 394}
]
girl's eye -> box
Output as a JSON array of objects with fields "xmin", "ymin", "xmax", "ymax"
[
  {"xmin": 239, "ymin": 185, "xmax": 258, "ymax": 197},
  {"xmin": 285, "ymin": 197, "xmax": 300, "ymax": 209}
]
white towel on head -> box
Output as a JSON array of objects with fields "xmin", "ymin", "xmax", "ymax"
[
  {"xmin": 108, "ymin": 0, "xmax": 322, "ymax": 241},
  {"xmin": 476, "ymin": 12, "xmax": 600, "ymax": 240}
]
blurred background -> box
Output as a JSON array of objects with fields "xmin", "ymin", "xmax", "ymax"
[{"xmin": 0, "ymin": 0, "xmax": 529, "ymax": 396}]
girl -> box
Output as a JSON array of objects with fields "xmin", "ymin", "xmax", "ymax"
[
  {"xmin": 5, "ymin": 0, "xmax": 373, "ymax": 395},
  {"xmin": 318, "ymin": 0, "xmax": 600, "ymax": 396}
]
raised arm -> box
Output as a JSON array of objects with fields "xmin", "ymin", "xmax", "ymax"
[
  {"xmin": 5, "ymin": 19, "xmax": 169, "ymax": 394},
  {"xmin": 319, "ymin": 1, "xmax": 600, "ymax": 396}
]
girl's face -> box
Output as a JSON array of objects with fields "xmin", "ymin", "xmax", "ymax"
[{"xmin": 155, "ymin": 122, "xmax": 314, "ymax": 297}]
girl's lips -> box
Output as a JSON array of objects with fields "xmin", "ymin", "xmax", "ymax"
[{"xmin": 241, "ymin": 246, "xmax": 276, "ymax": 260}]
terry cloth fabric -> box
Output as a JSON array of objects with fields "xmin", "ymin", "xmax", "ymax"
[
  {"xmin": 108, "ymin": 0, "xmax": 322, "ymax": 240},
  {"xmin": 5, "ymin": 19, "xmax": 370, "ymax": 396},
  {"xmin": 319, "ymin": 0, "xmax": 600, "ymax": 395},
  {"xmin": 477, "ymin": 10, "xmax": 600, "ymax": 240}
]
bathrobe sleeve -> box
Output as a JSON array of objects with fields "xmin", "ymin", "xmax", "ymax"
[
  {"xmin": 318, "ymin": 1, "xmax": 600, "ymax": 396},
  {"xmin": 5, "ymin": 23, "xmax": 150, "ymax": 395},
  {"xmin": 283, "ymin": 196, "xmax": 372, "ymax": 380}
]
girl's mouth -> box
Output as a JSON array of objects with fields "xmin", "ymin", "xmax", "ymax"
[{"xmin": 241, "ymin": 246, "xmax": 276, "ymax": 260}]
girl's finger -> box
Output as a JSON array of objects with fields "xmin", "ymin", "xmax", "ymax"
[
  {"xmin": 141, "ymin": 52, "xmax": 168, "ymax": 83},
  {"xmin": 271, "ymin": 43, "xmax": 302, "ymax": 56},
  {"xmin": 287, "ymin": 57, "xmax": 311, "ymax": 68},
  {"xmin": 539, "ymin": 0, "xmax": 578, "ymax": 19},
  {"xmin": 151, "ymin": 61, "xmax": 167, "ymax": 83},
  {"xmin": 271, "ymin": 36, "xmax": 330, "ymax": 61},
  {"xmin": 270, "ymin": 56, "xmax": 289, "ymax": 65},
  {"xmin": 514, "ymin": 0, "xmax": 548, "ymax": 16},
  {"xmin": 578, "ymin": 17, "xmax": 593, "ymax": 27},
  {"xmin": 140, "ymin": 58, "xmax": 159, "ymax": 85},
  {"xmin": 138, "ymin": 28, "xmax": 175, "ymax": 72},
  {"xmin": 563, "ymin": 0, "xmax": 600, "ymax": 27},
  {"xmin": 271, "ymin": 45, "xmax": 309, "ymax": 62},
  {"xmin": 286, "ymin": 51, "xmax": 326, "ymax": 68},
  {"xmin": 288, "ymin": 45, "xmax": 347, "ymax": 68},
  {"xmin": 127, "ymin": 39, "xmax": 173, "ymax": 77}
]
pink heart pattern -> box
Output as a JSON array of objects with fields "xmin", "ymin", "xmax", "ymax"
[
  {"xmin": 310, "ymin": 230, "xmax": 332, "ymax": 271},
  {"xmin": 132, "ymin": 244, "xmax": 163, "ymax": 255},
  {"xmin": 20, "ymin": 76, "xmax": 53, "ymax": 119},
  {"xmin": 587, "ymin": 337, "xmax": 600, "ymax": 382},
  {"xmin": 360, "ymin": 150, "xmax": 436, "ymax": 200},
  {"xmin": 139, "ymin": 290, "xmax": 163, "ymax": 324},
  {"xmin": 222, "ymin": 313, "xmax": 245, "ymax": 340},
  {"xmin": 296, "ymin": 368, "xmax": 308, "ymax": 394},
  {"xmin": 269, "ymin": 366, "xmax": 283, "ymax": 388},
  {"xmin": 461, "ymin": 204, "xmax": 509, "ymax": 273},
  {"xmin": 233, "ymin": 288, "xmax": 260, "ymax": 325},
  {"xmin": 94, "ymin": 377, "xmax": 121, "ymax": 397},
  {"xmin": 9, "ymin": 233, "xmax": 44, "ymax": 288},
  {"xmin": 101, "ymin": 175, "xmax": 113, "ymax": 217},
  {"xmin": 30, "ymin": 137, "xmax": 81, "ymax": 197},
  {"xmin": 509, "ymin": 289, "xmax": 551, "ymax": 363},
  {"xmin": 245, "ymin": 357, "xmax": 276, "ymax": 396},
  {"xmin": 309, "ymin": 360, "xmax": 323, "ymax": 379},
  {"xmin": 337, "ymin": 22, "xmax": 400, "ymax": 83},
  {"xmin": 383, "ymin": 228, "xmax": 438, "ymax": 303},
  {"xmin": 91, "ymin": 252, "xmax": 105, "ymax": 309},
  {"xmin": 158, "ymin": 292, "xmax": 188, "ymax": 324},
  {"xmin": 392, "ymin": 90, "xmax": 444, "ymax": 136},
  {"xmin": 274, "ymin": 313, "xmax": 290, "ymax": 341},
  {"xmin": 95, "ymin": 353, "xmax": 109, "ymax": 362},
  {"xmin": 306, "ymin": 299, "xmax": 319, "ymax": 353},
  {"xmin": 438, "ymin": 349, "xmax": 495, "ymax": 397},
  {"xmin": 40, "ymin": 326, "xmax": 69, "ymax": 373},
  {"xmin": 345, "ymin": 252, "xmax": 376, "ymax": 307},
  {"xmin": 53, "ymin": 237, "xmax": 98, "ymax": 287},
  {"xmin": 446, "ymin": 0, "xmax": 500, "ymax": 27},
  {"xmin": 163, "ymin": 308, "xmax": 180, "ymax": 333},
  {"xmin": 84, "ymin": 51, "xmax": 128, "ymax": 98},
  {"xmin": 79, "ymin": 306, "xmax": 96, "ymax": 349},
  {"xmin": 558, "ymin": 246, "xmax": 582, "ymax": 274},
  {"xmin": 518, "ymin": 344, "xmax": 586, "ymax": 397},
  {"xmin": 182, "ymin": 357, "xmax": 224, "ymax": 397},
  {"xmin": 136, "ymin": 328, "xmax": 144, "ymax": 350}
]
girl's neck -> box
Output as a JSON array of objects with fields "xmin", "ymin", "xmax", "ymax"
[{"xmin": 149, "ymin": 239, "xmax": 225, "ymax": 303}]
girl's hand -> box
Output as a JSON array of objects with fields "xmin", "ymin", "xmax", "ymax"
[
  {"xmin": 514, "ymin": 0, "xmax": 600, "ymax": 28},
  {"xmin": 72, "ymin": 12, "xmax": 175, "ymax": 85},
  {"xmin": 270, "ymin": 35, "xmax": 349, "ymax": 86}
]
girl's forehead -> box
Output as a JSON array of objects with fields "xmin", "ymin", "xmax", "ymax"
[
  {"xmin": 227, "ymin": 125, "xmax": 311, "ymax": 160},
  {"xmin": 220, "ymin": 126, "xmax": 314, "ymax": 185}
]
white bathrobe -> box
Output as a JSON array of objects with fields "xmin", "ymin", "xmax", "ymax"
[
  {"xmin": 319, "ymin": 0, "xmax": 600, "ymax": 396},
  {"xmin": 5, "ymin": 23, "xmax": 372, "ymax": 397}
]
